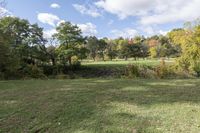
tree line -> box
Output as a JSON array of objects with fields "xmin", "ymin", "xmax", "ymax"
[{"xmin": 0, "ymin": 16, "xmax": 200, "ymax": 79}]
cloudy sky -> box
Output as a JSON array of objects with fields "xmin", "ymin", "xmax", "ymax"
[{"xmin": 3, "ymin": 0, "xmax": 200, "ymax": 38}]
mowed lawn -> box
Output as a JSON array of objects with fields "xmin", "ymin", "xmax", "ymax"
[
  {"xmin": 1, "ymin": 79, "xmax": 200, "ymax": 133},
  {"xmin": 81, "ymin": 59, "xmax": 175, "ymax": 68},
  {"xmin": 82, "ymin": 59, "xmax": 174, "ymax": 67}
]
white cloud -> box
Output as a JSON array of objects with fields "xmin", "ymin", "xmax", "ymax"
[
  {"xmin": 95, "ymin": 0, "xmax": 153, "ymax": 19},
  {"xmin": 95, "ymin": 0, "xmax": 200, "ymax": 25},
  {"xmin": 73, "ymin": 4, "xmax": 101, "ymax": 18},
  {"xmin": 159, "ymin": 30, "xmax": 169, "ymax": 36},
  {"xmin": 142, "ymin": 26, "xmax": 155, "ymax": 35},
  {"xmin": 43, "ymin": 29, "xmax": 57, "ymax": 38},
  {"xmin": 37, "ymin": 13, "xmax": 60, "ymax": 26},
  {"xmin": 140, "ymin": 0, "xmax": 200, "ymax": 25},
  {"xmin": 140, "ymin": 26, "xmax": 169, "ymax": 36},
  {"xmin": 111, "ymin": 28, "xmax": 138, "ymax": 38},
  {"xmin": 50, "ymin": 3, "xmax": 61, "ymax": 9},
  {"xmin": 44, "ymin": 22, "xmax": 97, "ymax": 37},
  {"xmin": 77, "ymin": 22, "xmax": 98, "ymax": 36}
]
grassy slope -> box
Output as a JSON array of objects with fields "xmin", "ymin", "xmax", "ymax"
[
  {"xmin": 82, "ymin": 59, "xmax": 174, "ymax": 66},
  {"xmin": 1, "ymin": 79, "xmax": 200, "ymax": 133},
  {"xmin": 82, "ymin": 59, "xmax": 161, "ymax": 67},
  {"xmin": 74, "ymin": 59, "xmax": 174, "ymax": 78}
]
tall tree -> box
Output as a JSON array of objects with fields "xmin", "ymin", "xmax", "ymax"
[
  {"xmin": 0, "ymin": 27, "xmax": 18, "ymax": 77},
  {"xmin": 45, "ymin": 38, "xmax": 58, "ymax": 66},
  {"xmin": 0, "ymin": 17, "xmax": 46, "ymax": 62},
  {"xmin": 119, "ymin": 39, "xmax": 129, "ymax": 60},
  {"xmin": 168, "ymin": 26, "xmax": 200, "ymax": 75},
  {"xmin": 86, "ymin": 36, "xmax": 99, "ymax": 61},
  {"xmin": 54, "ymin": 22, "xmax": 85, "ymax": 66},
  {"xmin": 97, "ymin": 39, "xmax": 107, "ymax": 61},
  {"xmin": 0, "ymin": 17, "xmax": 46, "ymax": 78},
  {"xmin": 106, "ymin": 40, "xmax": 118, "ymax": 61}
]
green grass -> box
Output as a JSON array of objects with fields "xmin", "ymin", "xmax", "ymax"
[
  {"xmin": 82, "ymin": 59, "xmax": 174, "ymax": 67},
  {"xmin": 1, "ymin": 79, "xmax": 200, "ymax": 133}
]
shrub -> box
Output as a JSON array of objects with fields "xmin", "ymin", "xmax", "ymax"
[
  {"xmin": 125, "ymin": 64, "xmax": 140, "ymax": 78},
  {"xmin": 42, "ymin": 65, "xmax": 58, "ymax": 76},
  {"xmin": 21, "ymin": 65, "xmax": 46, "ymax": 79},
  {"xmin": 139, "ymin": 65, "xmax": 156, "ymax": 79},
  {"xmin": 191, "ymin": 62, "xmax": 200, "ymax": 77},
  {"xmin": 155, "ymin": 59, "xmax": 169, "ymax": 78},
  {"xmin": 174, "ymin": 57, "xmax": 199, "ymax": 78},
  {"xmin": 155, "ymin": 59, "xmax": 181, "ymax": 79},
  {"xmin": 125, "ymin": 64, "xmax": 157, "ymax": 79}
]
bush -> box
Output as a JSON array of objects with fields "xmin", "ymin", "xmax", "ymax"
[
  {"xmin": 125, "ymin": 64, "xmax": 140, "ymax": 78},
  {"xmin": 42, "ymin": 65, "xmax": 58, "ymax": 76},
  {"xmin": 191, "ymin": 62, "xmax": 200, "ymax": 77},
  {"xmin": 21, "ymin": 65, "xmax": 46, "ymax": 79},
  {"xmin": 155, "ymin": 59, "xmax": 168, "ymax": 78},
  {"xmin": 155, "ymin": 59, "xmax": 178, "ymax": 79},
  {"xmin": 124, "ymin": 60, "xmax": 182, "ymax": 79},
  {"xmin": 139, "ymin": 65, "xmax": 156, "ymax": 79},
  {"xmin": 125, "ymin": 64, "xmax": 157, "ymax": 79}
]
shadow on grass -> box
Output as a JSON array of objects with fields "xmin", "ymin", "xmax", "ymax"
[
  {"xmin": 48, "ymin": 79, "xmax": 200, "ymax": 132},
  {"xmin": 108, "ymin": 80, "xmax": 200, "ymax": 106},
  {"xmin": 0, "ymin": 79, "xmax": 200, "ymax": 132}
]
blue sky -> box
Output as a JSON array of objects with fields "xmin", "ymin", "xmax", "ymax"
[{"xmin": 4, "ymin": 0, "xmax": 200, "ymax": 38}]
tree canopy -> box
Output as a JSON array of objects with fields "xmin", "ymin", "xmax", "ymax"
[{"xmin": 1, "ymin": 16, "xmax": 200, "ymax": 78}]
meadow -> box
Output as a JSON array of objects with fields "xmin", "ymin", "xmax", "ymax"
[
  {"xmin": 82, "ymin": 59, "xmax": 170, "ymax": 67},
  {"xmin": 1, "ymin": 1, "xmax": 200, "ymax": 133},
  {"xmin": 1, "ymin": 79, "xmax": 200, "ymax": 133},
  {"xmin": 68, "ymin": 59, "xmax": 175, "ymax": 79}
]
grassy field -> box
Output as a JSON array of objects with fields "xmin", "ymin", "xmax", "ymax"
[
  {"xmin": 82, "ymin": 59, "xmax": 174, "ymax": 67},
  {"xmin": 74, "ymin": 59, "xmax": 175, "ymax": 78},
  {"xmin": 1, "ymin": 79, "xmax": 200, "ymax": 133}
]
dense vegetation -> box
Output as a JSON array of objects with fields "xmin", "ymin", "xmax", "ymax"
[{"xmin": 0, "ymin": 15, "xmax": 200, "ymax": 79}]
